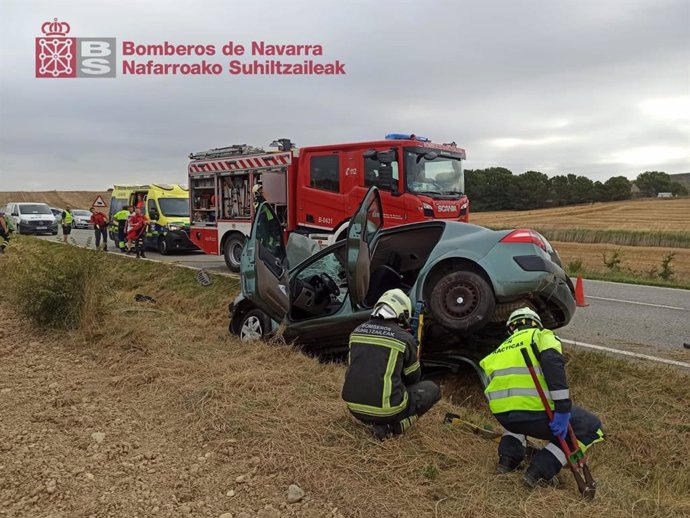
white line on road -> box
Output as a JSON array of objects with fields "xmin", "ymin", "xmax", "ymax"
[
  {"xmin": 561, "ymin": 339, "xmax": 690, "ymax": 368},
  {"xmin": 587, "ymin": 296, "xmax": 687, "ymax": 311}
]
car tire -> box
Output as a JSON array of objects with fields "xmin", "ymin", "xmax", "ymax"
[
  {"xmin": 158, "ymin": 236, "xmax": 169, "ymax": 255},
  {"xmin": 51, "ymin": 231, "xmax": 58, "ymax": 235},
  {"xmin": 238, "ymin": 309, "xmax": 270, "ymax": 342},
  {"xmin": 223, "ymin": 233, "xmax": 245, "ymax": 273},
  {"xmin": 429, "ymin": 270, "xmax": 495, "ymax": 332}
]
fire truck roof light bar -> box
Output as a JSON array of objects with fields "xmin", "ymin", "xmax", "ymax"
[{"xmin": 385, "ymin": 133, "xmax": 430, "ymax": 142}]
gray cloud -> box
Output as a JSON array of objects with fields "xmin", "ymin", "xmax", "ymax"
[{"xmin": 0, "ymin": 0, "xmax": 688, "ymax": 190}]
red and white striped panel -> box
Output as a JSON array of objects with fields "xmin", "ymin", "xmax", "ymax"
[{"xmin": 188, "ymin": 153, "xmax": 291, "ymax": 174}]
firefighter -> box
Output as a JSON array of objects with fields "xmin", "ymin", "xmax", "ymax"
[
  {"xmin": 480, "ymin": 307, "xmax": 605, "ymax": 487},
  {"xmin": 252, "ymin": 183, "xmax": 265, "ymax": 211},
  {"xmin": 112, "ymin": 206, "xmax": 130, "ymax": 252},
  {"xmin": 342, "ymin": 289, "xmax": 441, "ymax": 440},
  {"xmin": 61, "ymin": 207, "xmax": 73, "ymax": 243}
]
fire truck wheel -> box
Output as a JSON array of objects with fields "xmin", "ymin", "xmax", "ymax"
[
  {"xmin": 224, "ymin": 233, "xmax": 246, "ymax": 273},
  {"xmin": 429, "ymin": 270, "xmax": 495, "ymax": 332},
  {"xmin": 158, "ymin": 236, "xmax": 169, "ymax": 255},
  {"xmin": 239, "ymin": 309, "xmax": 270, "ymax": 342}
]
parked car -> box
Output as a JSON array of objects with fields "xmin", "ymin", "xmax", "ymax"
[
  {"xmin": 50, "ymin": 207, "xmax": 63, "ymax": 220},
  {"xmin": 229, "ymin": 187, "xmax": 576, "ymax": 365},
  {"xmin": 3, "ymin": 202, "xmax": 58, "ymax": 235},
  {"xmin": 71, "ymin": 209, "xmax": 93, "ymax": 229}
]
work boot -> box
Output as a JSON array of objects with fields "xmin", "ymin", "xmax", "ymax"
[
  {"xmin": 523, "ymin": 465, "xmax": 559, "ymax": 488},
  {"xmin": 496, "ymin": 455, "xmax": 521, "ymax": 474},
  {"xmin": 140, "ymin": 251, "xmax": 146, "ymax": 258},
  {"xmin": 371, "ymin": 424, "xmax": 393, "ymax": 441}
]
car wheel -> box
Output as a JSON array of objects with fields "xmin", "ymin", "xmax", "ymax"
[
  {"xmin": 429, "ymin": 270, "xmax": 495, "ymax": 332},
  {"xmin": 238, "ymin": 309, "xmax": 270, "ymax": 342},
  {"xmin": 51, "ymin": 231, "xmax": 58, "ymax": 235},
  {"xmin": 158, "ymin": 236, "xmax": 169, "ymax": 255},
  {"xmin": 223, "ymin": 233, "xmax": 245, "ymax": 273}
]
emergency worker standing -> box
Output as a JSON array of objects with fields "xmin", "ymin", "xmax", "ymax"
[
  {"xmin": 252, "ymin": 183, "xmax": 265, "ymax": 211},
  {"xmin": 61, "ymin": 207, "xmax": 73, "ymax": 243},
  {"xmin": 89, "ymin": 208, "xmax": 108, "ymax": 251},
  {"xmin": 480, "ymin": 308, "xmax": 605, "ymax": 487},
  {"xmin": 112, "ymin": 206, "xmax": 130, "ymax": 252},
  {"xmin": 126, "ymin": 207, "xmax": 148, "ymax": 258},
  {"xmin": 0, "ymin": 209, "xmax": 10, "ymax": 254},
  {"xmin": 342, "ymin": 289, "xmax": 441, "ymax": 439}
]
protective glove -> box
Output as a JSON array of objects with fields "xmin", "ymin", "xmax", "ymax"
[{"xmin": 549, "ymin": 412, "xmax": 571, "ymax": 439}]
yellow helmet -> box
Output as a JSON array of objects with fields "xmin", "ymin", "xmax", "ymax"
[
  {"xmin": 372, "ymin": 289, "xmax": 412, "ymax": 324},
  {"xmin": 506, "ymin": 307, "xmax": 542, "ymax": 330}
]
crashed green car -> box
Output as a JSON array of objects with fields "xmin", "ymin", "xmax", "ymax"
[{"xmin": 229, "ymin": 187, "xmax": 576, "ymax": 366}]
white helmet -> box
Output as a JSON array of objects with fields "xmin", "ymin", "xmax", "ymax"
[
  {"xmin": 506, "ymin": 307, "xmax": 542, "ymax": 330},
  {"xmin": 252, "ymin": 183, "xmax": 263, "ymax": 194},
  {"xmin": 372, "ymin": 289, "xmax": 412, "ymax": 325}
]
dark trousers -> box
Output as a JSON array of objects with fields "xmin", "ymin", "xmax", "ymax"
[
  {"xmin": 351, "ymin": 380, "xmax": 441, "ymax": 434},
  {"xmin": 0, "ymin": 229, "xmax": 9, "ymax": 252},
  {"xmin": 117, "ymin": 221, "xmax": 126, "ymax": 249},
  {"xmin": 94, "ymin": 227, "xmax": 107, "ymax": 249},
  {"xmin": 496, "ymin": 406, "xmax": 604, "ymax": 479}
]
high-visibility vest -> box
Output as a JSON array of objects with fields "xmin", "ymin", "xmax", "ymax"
[
  {"xmin": 113, "ymin": 209, "xmax": 129, "ymax": 221},
  {"xmin": 479, "ymin": 328, "xmax": 563, "ymax": 414},
  {"xmin": 62, "ymin": 211, "xmax": 73, "ymax": 225}
]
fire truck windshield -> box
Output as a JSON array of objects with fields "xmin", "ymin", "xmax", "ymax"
[
  {"xmin": 158, "ymin": 198, "xmax": 190, "ymax": 218},
  {"xmin": 404, "ymin": 149, "xmax": 464, "ymax": 197}
]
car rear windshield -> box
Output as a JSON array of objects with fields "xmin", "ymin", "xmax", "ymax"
[{"xmin": 19, "ymin": 204, "xmax": 51, "ymax": 214}]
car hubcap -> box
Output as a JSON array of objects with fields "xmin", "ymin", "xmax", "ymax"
[
  {"xmin": 240, "ymin": 316, "xmax": 262, "ymax": 341},
  {"xmin": 444, "ymin": 283, "xmax": 478, "ymax": 318},
  {"xmin": 231, "ymin": 243, "xmax": 242, "ymax": 265}
]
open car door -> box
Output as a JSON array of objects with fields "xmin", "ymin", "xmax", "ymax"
[
  {"xmin": 240, "ymin": 202, "xmax": 289, "ymax": 322},
  {"xmin": 346, "ymin": 186, "xmax": 384, "ymax": 307}
]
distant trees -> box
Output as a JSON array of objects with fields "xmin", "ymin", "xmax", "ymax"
[{"xmin": 465, "ymin": 168, "xmax": 685, "ymax": 212}]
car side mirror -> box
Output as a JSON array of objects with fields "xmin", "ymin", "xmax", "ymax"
[{"xmin": 149, "ymin": 210, "xmax": 159, "ymax": 221}]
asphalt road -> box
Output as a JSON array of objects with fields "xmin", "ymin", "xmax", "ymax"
[
  {"xmin": 37, "ymin": 228, "xmax": 229, "ymax": 272},
  {"xmin": 38, "ymin": 229, "xmax": 690, "ymax": 364}
]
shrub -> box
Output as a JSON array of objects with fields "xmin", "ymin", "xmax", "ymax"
[
  {"xmin": 659, "ymin": 252, "xmax": 676, "ymax": 281},
  {"xmin": 1, "ymin": 238, "xmax": 104, "ymax": 332},
  {"xmin": 567, "ymin": 258, "xmax": 584, "ymax": 273},
  {"xmin": 602, "ymin": 250, "xmax": 623, "ymax": 272}
]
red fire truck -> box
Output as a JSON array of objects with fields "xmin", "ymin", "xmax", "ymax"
[{"xmin": 188, "ymin": 134, "xmax": 469, "ymax": 272}]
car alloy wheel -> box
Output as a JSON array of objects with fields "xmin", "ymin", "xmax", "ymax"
[{"xmin": 239, "ymin": 309, "xmax": 269, "ymax": 341}]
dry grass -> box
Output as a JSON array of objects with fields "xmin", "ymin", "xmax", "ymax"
[
  {"xmin": 0, "ymin": 191, "xmax": 110, "ymax": 210},
  {"xmin": 472, "ymin": 197, "xmax": 690, "ymax": 232},
  {"xmin": 2, "ymin": 238, "xmax": 689, "ymax": 517},
  {"xmin": 554, "ymin": 242, "xmax": 690, "ymax": 283}
]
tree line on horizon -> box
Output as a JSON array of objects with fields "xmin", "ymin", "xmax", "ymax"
[{"xmin": 464, "ymin": 169, "xmax": 688, "ymax": 211}]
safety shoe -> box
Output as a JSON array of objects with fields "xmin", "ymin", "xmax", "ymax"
[
  {"xmin": 371, "ymin": 424, "xmax": 393, "ymax": 441},
  {"xmin": 496, "ymin": 455, "xmax": 521, "ymax": 474},
  {"xmin": 523, "ymin": 465, "xmax": 559, "ymax": 488},
  {"xmin": 140, "ymin": 252, "xmax": 146, "ymax": 258}
]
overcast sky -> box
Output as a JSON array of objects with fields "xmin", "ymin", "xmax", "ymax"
[{"xmin": 0, "ymin": 0, "xmax": 688, "ymax": 190}]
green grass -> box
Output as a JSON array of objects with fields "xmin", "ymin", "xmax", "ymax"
[
  {"xmin": 565, "ymin": 267, "xmax": 690, "ymax": 290},
  {"xmin": 487, "ymin": 227, "xmax": 690, "ymax": 248}
]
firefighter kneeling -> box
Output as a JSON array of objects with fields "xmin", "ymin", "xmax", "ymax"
[
  {"xmin": 342, "ymin": 289, "xmax": 440, "ymax": 440},
  {"xmin": 480, "ymin": 308, "xmax": 604, "ymax": 487}
]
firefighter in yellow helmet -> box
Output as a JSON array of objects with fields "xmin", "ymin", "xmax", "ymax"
[
  {"xmin": 480, "ymin": 307, "xmax": 604, "ymax": 487},
  {"xmin": 342, "ymin": 289, "xmax": 441, "ymax": 440}
]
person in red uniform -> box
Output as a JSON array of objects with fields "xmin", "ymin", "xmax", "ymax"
[
  {"xmin": 89, "ymin": 207, "xmax": 109, "ymax": 251},
  {"xmin": 126, "ymin": 207, "xmax": 148, "ymax": 258}
]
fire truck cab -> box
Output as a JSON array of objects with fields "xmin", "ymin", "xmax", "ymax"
[{"xmin": 188, "ymin": 134, "xmax": 469, "ymax": 272}]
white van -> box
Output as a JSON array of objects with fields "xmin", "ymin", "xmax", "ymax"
[{"xmin": 3, "ymin": 202, "xmax": 58, "ymax": 235}]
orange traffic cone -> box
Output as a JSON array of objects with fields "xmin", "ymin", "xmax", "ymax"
[{"xmin": 575, "ymin": 276, "xmax": 588, "ymax": 307}]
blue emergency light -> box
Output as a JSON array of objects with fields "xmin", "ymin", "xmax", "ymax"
[{"xmin": 385, "ymin": 133, "xmax": 430, "ymax": 142}]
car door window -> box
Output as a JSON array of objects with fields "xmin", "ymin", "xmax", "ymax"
[{"xmin": 290, "ymin": 245, "xmax": 347, "ymax": 320}]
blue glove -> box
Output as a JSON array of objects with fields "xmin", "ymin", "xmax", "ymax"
[{"xmin": 549, "ymin": 412, "xmax": 571, "ymax": 439}]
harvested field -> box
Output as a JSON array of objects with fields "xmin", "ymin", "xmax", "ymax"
[
  {"xmin": 0, "ymin": 238, "xmax": 689, "ymax": 517},
  {"xmin": 472, "ymin": 197, "xmax": 690, "ymax": 232},
  {"xmin": 553, "ymin": 242, "xmax": 690, "ymax": 283},
  {"xmin": 0, "ymin": 191, "xmax": 109, "ymax": 211}
]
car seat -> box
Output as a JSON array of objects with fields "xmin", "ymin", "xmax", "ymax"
[{"xmin": 364, "ymin": 252, "xmax": 404, "ymax": 307}]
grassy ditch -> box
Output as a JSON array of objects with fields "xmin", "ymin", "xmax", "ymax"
[{"xmin": 1, "ymin": 237, "xmax": 689, "ymax": 517}]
